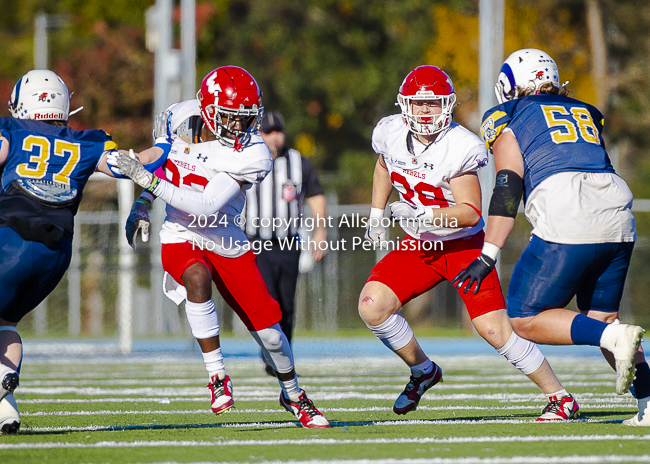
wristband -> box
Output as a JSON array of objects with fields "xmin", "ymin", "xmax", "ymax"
[
  {"xmin": 481, "ymin": 242, "xmax": 500, "ymax": 261},
  {"xmin": 135, "ymin": 196, "xmax": 152, "ymax": 207},
  {"xmin": 146, "ymin": 176, "xmax": 161, "ymax": 194}
]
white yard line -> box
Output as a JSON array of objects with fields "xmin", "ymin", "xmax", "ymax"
[
  {"xmin": 141, "ymin": 456, "xmax": 650, "ymax": 464},
  {"xmin": 20, "ymin": 403, "xmax": 637, "ymax": 417},
  {"xmin": 2, "ymin": 434, "xmax": 650, "ymax": 450},
  {"xmin": 144, "ymin": 457, "xmax": 650, "ymax": 464}
]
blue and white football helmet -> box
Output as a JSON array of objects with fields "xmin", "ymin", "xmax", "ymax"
[
  {"xmin": 8, "ymin": 70, "xmax": 74, "ymax": 122},
  {"xmin": 494, "ymin": 49, "xmax": 560, "ymax": 104}
]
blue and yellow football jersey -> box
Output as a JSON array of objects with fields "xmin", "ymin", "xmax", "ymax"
[
  {"xmin": 0, "ymin": 117, "xmax": 116, "ymax": 193},
  {"xmin": 0, "ymin": 117, "xmax": 117, "ymax": 244},
  {"xmin": 480, "ymin": 95, "xmax": 615, "ymax": 196}
]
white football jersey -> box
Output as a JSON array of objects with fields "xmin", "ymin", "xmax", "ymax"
[
  {"xmin": 159, "ymin": 133, "xmax": 273, "ymax": 257},
  {"xmin": 372, "ymin": 115, "xmax": 488, "ymax": 241}
]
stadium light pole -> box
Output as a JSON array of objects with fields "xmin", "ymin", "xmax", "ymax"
[
  {"xmin": 33, "ymin": 12, "xmax": 70, "ymax": 336},
  {"xmin": 478, "ymin": 0, "xmax": 505, "ymax": 224},
  {"xmin": 146, "ymin": 0, "xmax": 197, "ymax": 337}
]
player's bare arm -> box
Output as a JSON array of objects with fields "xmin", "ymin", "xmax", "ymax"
[
  {"xmin": 364, "ymin": 156, "xmax": 393, "ymax": 244},
  {"xmin": 484, "ymin": 130, "xmax": 524, "ymax": 248},
  {"xmin": 437, "ymin": 172, "xmax": 482, "ymax": 228},
  {"xmin": 372, "ymin": 155, "xmax": 393, "ymax": 209}
]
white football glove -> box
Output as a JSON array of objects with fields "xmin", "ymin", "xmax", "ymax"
[
  {"xmin": 364, "ymin": 207, "xmax": 387, "ymax": 245},
  {"xmin": 125, "ymin": 194, "xmax": 153, "ymax": 249},
  {"xmin": 106, "ymin": 149, "xmax": 155, "ymax": 189},
  {"xmin": 389, "ymin": 200, "xmax": 419, "ymax": 220},
  {"xmin": 152, "ymin": 109, "xmax": 172, "ymax": 143},
  {"xmin": 390, "ymin": 200, "xmax": 437, "ymax": 233}
]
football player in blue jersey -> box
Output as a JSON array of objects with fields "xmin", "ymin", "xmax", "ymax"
[
  {"xmin": 0, "ymin": 70, "xmax": 170, "ymax": 434},
  {"xmin": 452, "ymin": 49, "xmax": 649, "ymax": 426}
]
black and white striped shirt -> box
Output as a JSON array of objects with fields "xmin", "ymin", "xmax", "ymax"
[{"xmin": 245, "ymin": 147, "xmax": 323, "ymax": 241}]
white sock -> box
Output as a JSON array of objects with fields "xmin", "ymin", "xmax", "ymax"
[
  {"xmin": 280, "ymin": 375, "xmax": 301, "ymax": 402},
  {"xmin": 201, "ymin": 348, "xmax": 226, "ymax": 379},
  {"xmin": 185, "ymin": 300, "xmax": 219, "ymax": 339},
  {"xmin": 547, "ymin": 389, "xmax": 569, "ymax": 402},
  {"xmin": 410, "ymin": 358, "xmax": 434, "ymax": 377}
]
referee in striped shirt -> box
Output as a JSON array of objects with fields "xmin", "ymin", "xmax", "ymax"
[{"xmin": 245, "ymin": 112, "xmax": 328, "ymax": 367}]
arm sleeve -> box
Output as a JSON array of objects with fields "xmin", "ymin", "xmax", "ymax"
[
  {"xmin": 301, "ymin": 157, "xmax": 324, "ymax": 198},
  {"xmin": 151, "ymin": 171, "xmax": 241, "ymax": 215}
]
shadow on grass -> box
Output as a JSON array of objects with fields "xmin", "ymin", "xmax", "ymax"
[{"xmin": 21, "ymin": 415, "xmax": 631, "ymax": 436}]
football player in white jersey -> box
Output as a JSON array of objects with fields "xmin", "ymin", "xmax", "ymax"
[
  {"xmin": 108, "ymin": 66, "xmax": 329, "ymax": 429},
  {"xmin": 360, "ymin": 65, "xmax": 578, "ymax": 420}
]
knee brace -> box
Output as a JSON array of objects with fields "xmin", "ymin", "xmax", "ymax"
[
  {"xmin": 184, "ymin": 300, "xmax": 219, "ymax": 339},
  {"xmin": 497, "ymin": 332, "xmax": 545, "ymax": 375},
  {"xmin": 250, "ymin": 324, "xmax": 294, "ymax": 374},
  {"xmin": 367, "ymin": 313, "xmax": 414, "ymax": 352}
]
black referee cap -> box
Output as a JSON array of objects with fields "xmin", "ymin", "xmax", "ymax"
[{"xmin": 260, "ymin": 111, "xmax": 285, "ymax": 133}]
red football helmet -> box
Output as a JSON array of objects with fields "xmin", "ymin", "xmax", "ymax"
[
  {"xmin": 197, "ymin": 66, "xmax": 263, "ymax": 149},
  {"xmin": 397, "ymin": 66, "xmax": 457, "ymax": 136}
]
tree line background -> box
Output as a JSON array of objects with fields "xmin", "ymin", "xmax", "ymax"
[
  {"xmin": 2, "ymin": 0, "xmax": 650, "ymax": 332},
  {"xmin": 1, "ymin": 0, "xmax": 649, "ymax": 202}
]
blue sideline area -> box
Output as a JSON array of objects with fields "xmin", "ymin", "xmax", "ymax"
[{"xmin": 22, "ymin": 336, "xmax": 648, "ymax": 361}]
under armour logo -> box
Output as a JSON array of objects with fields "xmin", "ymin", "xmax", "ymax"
[
  {"xmin": 423, "ymin": 162, "xmax": 434, "ymax": 170},
  {"xmin": 197, "ymin": 153, "xmax": 208, "ymax": 162}
]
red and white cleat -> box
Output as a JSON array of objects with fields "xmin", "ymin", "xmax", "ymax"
[
  {"xmin": 537, "ymin": 394, "xmax": 580, "ymax": 421},
  {"xmin": 208, "ymin": 374, "xmax": 234, "ymax": 415},
  {"xmin": 280, "ymin": 391, "xmax": 329, "ymax": 428},
  {"xmin": 393, "ymin": 363, "xmax": 443, "ymax": 415}
]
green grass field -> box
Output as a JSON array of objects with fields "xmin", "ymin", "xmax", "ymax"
[{"xmin": 1, "ymin": 338, "xmax": 649, "ymax": 464}]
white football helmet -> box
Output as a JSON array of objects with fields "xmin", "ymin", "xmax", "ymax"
[
  {"xmin": 8, "ymin": 70, "xmax": 73, "ymax": 121},
  {"xmin": 494, "ymin": 49, "xmax": 560, "ymax": 104},
  {"xmin": 153, "ymin": 99, "xmax": 203, "ymax": 144}
]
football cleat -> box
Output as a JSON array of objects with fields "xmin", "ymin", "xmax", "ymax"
[
  {"xmin": 279, "ymin": 391, "xmax": 329, "ymax": 428},
  {"xmin": 623, "ymin": 396, "xmax": 650, "ymax": 426},
  {"xmin": 0, "ymin": 394, "xmax": 20, "ymax": 435},
  {"xmin": 600, "ymin": 323, "xmax": 645, "ymax": 394},
  {"xmin": 208, "ymin": 374, "xmax": 234, "ymax": 415},
  {"xmin": 393, "ymin": 363, "xmax": 443, "ymax": 415},
  {"xmin": 0, "ymin": 365, "xmax": 19, "ymax": 402},
  {"xmin": 536, "ymin": 394, "xmax": 580, "ymax": 421}
]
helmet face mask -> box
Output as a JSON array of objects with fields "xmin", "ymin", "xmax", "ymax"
[
  {"xmin": 398, "ymin": 66, "xmax": 456, "ymax": 136},
  {"xmin": 8, "ymin": 70, "xmax": 71, "ymax": 122},
  {"xmin": 494, "ymin": 49, "xmax": 560, "ymax": 104},
  {"xmin": 197, "ymin": 66, "xmax": 263, "ymax": 150}
]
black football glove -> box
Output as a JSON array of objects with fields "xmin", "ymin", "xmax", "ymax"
[{"xmin": 451, "ymin": 254, "xmax": 496, "ymax": 295}]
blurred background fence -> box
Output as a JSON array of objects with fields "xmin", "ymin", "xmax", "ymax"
[
  {"xmin": 18, "ymin": 178, "xmax": 650, "ymax": 347},
  {"xmin": 6, "ymin": 0, "xmax": 650, "ymax": 350}
]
